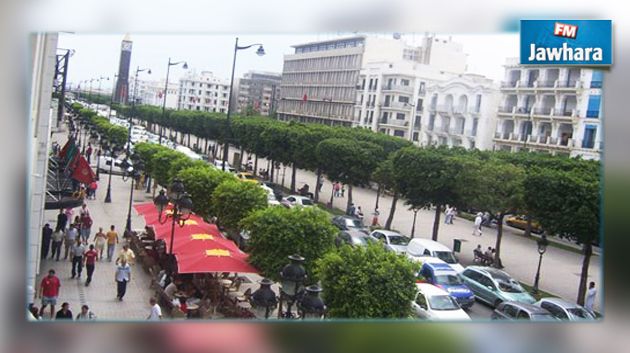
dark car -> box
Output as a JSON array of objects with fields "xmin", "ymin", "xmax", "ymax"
[
  {"xmin": 335, "ymin": 230, "xmax": 374, "ymax": 248},
  {"xmin": 491, "ymin": 301, "xmax": 557, "ymax": 321},
  {"xmin": 331, "ymin": 216, "xmax": 368, "ymax": 233},
  {"xmin": 261, "ymin": 182, "xmax": 284, "ymax": 201}
]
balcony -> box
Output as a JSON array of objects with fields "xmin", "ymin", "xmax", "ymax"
[
  {"xmin": 517, "ymin": 81, "xmax": 536, "ymax": 88},
  {"xmin": 382, "ymin": 101, "xmax": 413, "ymax": 110},
  {"xmin": 382, "ymin": 84, "xmax": 413, "ymax": 93},
  {"xmin": 498, "ymin": 106, "xmax": 516, "ymax": 114},
  {"xmin": 436, "ymin": 105, "xmax": 453, "ymax": 115},
  {"xmin": 501, "ymin": 81, "xmax": 518, "ymax": 88},
  {"xmin": 449, "ymin": 127, "xmax": 465, "ymax": 135},
  {"xmin": 536, "ymin": 80, "xmax": 556, "ymax": 88},
  {"xmin": 514, "ymin": 106, "xmax": 532, "ymax": 115},
  {"xmin": 380, "ymin": 119, "xmax": 409, "ymax": 127},
  {"xmin": 494, "ymin": 132, "xmax": 512, "ymax": 140},
  {"xmin": 532, "ymin": 107, "xmax": 552, "ymax": 116},
  {"xmin": 551, "ymin": 108, "xmax": 578, "ymax": 120},
  {"xmin": 465, "ymin": 129, "xmax": 477, "ymax": 137},
  {"xmin": 453, "ymin": 107, "xmax": 467, "ymax": 116},
  {"xmin": 556, "ymin": 80, "xmax": 581, "ymax": 89}
]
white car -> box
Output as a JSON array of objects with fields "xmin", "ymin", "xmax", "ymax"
[
  {"xmin": 281, "ymin": 195, "xmax": 314, "ymax": 208},
  {"xmin": 175, "ymin": 145, "xmax": 203, "ymax": 160},
  {"xmin": 368, "ymin": 230, "xmax": 410, "ymax": 254},
  {"xmin": 260, "ymin": 185, "xmax": 281, "ymax": 206},
  {"xmin": 412, "ymin": 283, "xmax": 471, "ymax": 321},
  {"xmin": 97, "ymin": 155, "xmax": 133, "ymax": 175},
  {"xmin": 212, "ymin": 160, "xmax": 236, "ymax": 173},
  {"xmin": 406, "ymin": 238, "xmax": 465, "ymax": 273}
]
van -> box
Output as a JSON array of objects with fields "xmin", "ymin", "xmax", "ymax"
[{"xmin": 406, "ymin": 238, "xmax": 464, "ymax": 272}]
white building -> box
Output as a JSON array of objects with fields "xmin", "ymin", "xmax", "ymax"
[
  {"xmin": 129, "ymin": 79, "xmax": 180, "ymax": 109},
  {"xmin": 177, "ymin": 71, "xmax": 231, "ymax": 113},
  {"xmin": 236, "ymin": 71, "xmax": 282, "ymax": 116},
  {"xmin": 493, "ymin": 58, "xmax": 603, "ymax": 160}
]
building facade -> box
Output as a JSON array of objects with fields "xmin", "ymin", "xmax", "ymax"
[
  {"xmin": 129, "ymin": 79, "xmax": 180, "ymax": 109},
  {"xmin": 177, "ymin": 71, "xmax": 231, "ymax": 113},
  {"xmin": 236, "ymin": 71, "xmax": 281, "ymax": 116},
  {"xmin": 113, "ymin": 35, "xmax": 132, "ymax": 104},
  {"xmin": 493, "ymin": 58, "xmax": 603, "ymax": 160}
]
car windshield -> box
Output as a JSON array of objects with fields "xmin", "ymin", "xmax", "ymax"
[
  {"xmin": 428, "ymin": 295, "xmax": 460, "ymax": 311},
  {"xmin": 567, "ymin": 307, "xmax": 594, "ymax": 320},
  {"xmin": 530, "ymin": 313, "xmax": 558, "ymax": 321},
  {"xmin": 388, "ymin": 235, "xmax": 409, "ymax": 246},
  {"xmin": 434, "ymin": 251, "xmax": 457, "ymax": 264},
  {"xmin": 496, "ymin": 280, "xmax": 525, "ymax": 293},
  {"xmin": 301, "ymin": 199, "xmax": 313, "ymax": 206},
  {"xmin": 346, "ymin": 219, "xmax": 363, "ymax": 228},
  {"xmin": 351, "ymin": 236, "xmax": 370, "ymax": 246},
  {"xmin": 435, "ymin": 274, "xmax": 463, "ymax": 286},
  {"xmin": 243, "ymin": 174, "xmax": 255, "ymax": 180}
]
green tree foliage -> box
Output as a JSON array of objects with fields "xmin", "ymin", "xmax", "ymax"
[
  {"xmin": 177, "ymin": 165, "xmax": 234, "ymax": 218},
  {"xmin": 315, "ymin": 243, "xmax": 419, "ymax": 318},
  {"xmin": 524, "ymin": 168, "xmax": 599, "ymax": 305},
  {"xmin": 241, "ymin": 206, "xmax": 337, "ymax": 281},
  {"xmin": 373, "ymin": 158, "xmax": 398, "ymax": 229},
  {"xmin": 211, "ymin": 179, "xmax": 268, "ymax": 232},
  {"xmin": 150, "ymin": 149, "xmax": 188, "ymax": 186}
]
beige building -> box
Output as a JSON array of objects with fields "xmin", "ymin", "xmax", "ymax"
[{"xmin": 236, "ymin": 71, "xmax": 281, "ymax": 116}]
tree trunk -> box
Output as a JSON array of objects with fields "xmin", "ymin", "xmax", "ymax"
[
  {"xmin": 524, "ymin": 214, "xmax": 533, "ymax": 237},
  {"xmin": 290, "ymin": 164, "xmax": 297, "ymax": 192},
  {"xmin": 432, "ymin": 204, "xmax": 442, "ymax": 241},
  {"xmin": 254, "ymin": 155, "xmax": 259, "ymax": 176},
  {"xmin": 494, "ymin": 213, "xmax": 505, "ymax": 269},
  {"xmin": 187, "ymin": 133, "xmax": 191, "ymax": 147},
  {"xmin": 270, "ymin": 160, "xmax": 275, "ymax": 182},
  {"xmin": 385, "ymin": 193, "xmax": 398, "ymax": 230},
  {"xmin": 204, "ymin": 138, "xmax": 209, "ymax": 156},
  {"xmin": 314, "ymin": 168, "xmax": 322, "ymax": 202},
  {"xmin": 239, "ymin": 146, "xmax": 244, "ymax": 170},
  {"xmin": 346, "ymin": 185, "xmax": 353, "ymax": 214},
  {"xmin": 329, "ymin": 184, "xmax": 334, "ymax": 209},
  {"xmin": 411, "ymin": 210, "xmax": 418, "ymax": 238},
  {"xmin": 374, "ymin": 185, "xmax": 381, "ymax": 212},
  {"xmin": 196, "ymin": 135, "xmax": 200, "ymax": 151},
  {"xmin": 577, "ymin": 242, "xmax": 593, "ymax": 306}
]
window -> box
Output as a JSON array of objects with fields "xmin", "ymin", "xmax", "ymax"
[
  {"xmin": 415, "ymin": 293, "xmax": 428, "ymax": 309},
  {"xmin": 541, "ymin": 302, "xmax": 568, "ymax": 320},
  {"xmin": 401, "ymin": 79, "xmax": 410, "ymax": 86},
  {"xmin": 477, "ymin": 275, "xmax": 495, "ymax": 289},
  {"xmin": 586, "ymin": 95, "xmax": 601, "ymax": 118},
  {"xmin": 582, "ymin": 125, "xmax": 597, "ymax": 149},
  {"xmin": 502, "ymin": 304, "xmax": 519, "ymax": 318},
  {"xmin": 394, "ymin": 130, "xmax": 404, "ymax": 137},
  {"xmin": 423, "ymin": 249, "xmax": 431, "ymax": 256},
  {"xmin": 475, "ymin": 94, "xmax": 482, "ymax": 113},
  {"xmin": 398, "ymin": 96, "xmax": 409, "ymax": 104},
  {"xmin": 590, "ymin": 70, "xmax": 603, "ymax": 88},
  {"xmin": 516, "ymin": 310, "xmax": 531, "ymax": 320},
  {"xmin": 396, "ymin": 113, "xmax": 405, "ymax": 120},
  {"xmin": 413, "ymin": 132, "xmax": 419, "ymax": 141}
]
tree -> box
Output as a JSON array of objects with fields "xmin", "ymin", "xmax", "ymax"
[
  {"xmin": 150, "ymin": 149, "xmax": 187, "ymax": 187},
  {"xmin": 211, "ymin": 179, "xmax": 268, "ymax": 233},
  {"xmin": 392, "ymin": 147, "xmax": 463, "ymax": 240},
  {"xmin": 524, "ymin": 168, "xmax": 599, "ymax": 305},
  {"xmin": 372, "ymin": 158, "xmax": 398, "ymax": 230},
  {"xmin": 315, "ymin": 243, "xmax": 419, "ymax": 318},
  {"xmin": 241, "ymin": 206, "xmax": 337, "ymax": 282},
  {"xmin": 177, "ymin": 166, "xmax": 234, "ymax": 218}
]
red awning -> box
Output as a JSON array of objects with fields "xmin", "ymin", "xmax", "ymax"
[{"xmin": 176, "ymin": 249, "xmax": 258, "ymax": 274}]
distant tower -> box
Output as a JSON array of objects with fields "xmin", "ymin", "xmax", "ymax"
[{"xmin": 114, "ymin": 34, "xmax": 132, "ymax": 104}]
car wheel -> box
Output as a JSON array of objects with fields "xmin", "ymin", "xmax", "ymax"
[{"xmin": 494, "ymin": 299, "xmax": 503, "ymax": 308}]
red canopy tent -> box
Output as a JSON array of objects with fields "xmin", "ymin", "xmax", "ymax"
[{"xmin": 175, "ymin": 249, "xmax": 258, "ymax": 274}]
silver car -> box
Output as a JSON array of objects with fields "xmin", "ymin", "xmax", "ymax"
[
  {"xmin": 368, "ymin": 230, "xmax": 410, "ymax": 254},
  {"xmin": 491, "ymin": 301, "xmax": 557, "ymax": 321},
  {"xmin": 535, "ymin": 298, "xmax": 595, "ymax": 321}
]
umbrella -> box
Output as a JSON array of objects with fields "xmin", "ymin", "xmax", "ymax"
[
  {"xmin": 134, "ymin": 202, "xmax": 169, "ymax": 215},
  {"xmin": 149, "ymin": 219, "xmax": 221, "ymax": 240},
  {"xmin": 166, "ymin": 232, "xmax": 244, "ymax": 256},
  {"xmin": 175, "ymin": 249, "xmax": 258, "ymax": 274}
]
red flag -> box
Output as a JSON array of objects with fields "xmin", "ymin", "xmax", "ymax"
[
  {"xmin": 58, "ymin": 139, "xmax": 72, "ymax": 159},
  {"xmin": 302, "ymin": 94, "xmax": 308, "ymax": 102},
  {"xmin": 71, "ymin": 156, "xmax": 96, "ymax": 184}
]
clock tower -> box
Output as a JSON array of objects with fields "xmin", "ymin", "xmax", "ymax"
[{"xmin": 113, "ymin": 34, "xmax": 132, "ymax": 104}]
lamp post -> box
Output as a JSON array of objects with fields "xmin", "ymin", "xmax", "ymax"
[
  {"xmin": 96, "ymin": 76, "xmax": 109, "ymax": 102},
  {"xmin": 159, "ymin": 58, "xmax": 188, "ymax": 145},
  {"xmin": 88, "ymin": 78, "xmax": 95, "ymax": 101},
  {"xmin": 251, "ymin": 278, "xmax": 278, "ymax": 319},
  {"xmin": 153, "ymin": 179, "xmax": 193, "ymax": 255},
  {"xmin": 532, "ymin": 234, "xmax": 549, "ymax": 294},
  {"xmin": 128, "ymin": 66, "xmax": 151, "ymax": 156},
  {"xmin": 221, "ymin": 37, "xmax": 265, "ymax": 171},
  {"xmin": 297, "ymin": 284, "xmax": 326, "ymax": 320},
  {"xmin": 95, "ymin": 148, "xmax": 102, "ymax": 181},
  {"xmin": 278, "ymin": 254, "xmax": 306, "ymax": 319},
  {"xmin": 122, "ymin": 155, "xmax": 144, "ymax": 232},
  {"xmin": 104, "ymin": 143, "xmax": 115, "ymax": 203}
]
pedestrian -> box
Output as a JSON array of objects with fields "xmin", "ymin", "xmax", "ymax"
[
  {"xmin": 88, "ymin": 180, "xmax": 98, "ymax": 200},
  {"xmin": 64, "ymin": 207, "xmax": 74, "ymax": 224},
  {"xmin": 84, "ymin": 244, "xmax": 98, "ymax": 286},
  {"xmin": 71, "ymin": 237, "xmax": 85, "ymax": 279},
  {"xmin": 333, "ymin": 182, "xmax": 340, "ymax": 197},
  {"xmin": 451, "ymin": 207, "xmax": 457, "ymax": 224},
  {"xmin": 484, "ymin": 246, "xmax": 493, "ymax": 260},
  {"xmin": 41, "ymin": 224, "xmax": 53, "ymax": 259},
  {"xmin": 147, "ymin": 297, "xmax": 162, "ymax": 320},
  {"xmin": 38, "ymin": 269, "xmax": 61, "ymax": 319},
  {"xmin": 115, "ymin": 258, "xmax": 131, "ymax": 301},
  {"xmin": 585, "ymin": 281, "xmax": 597, "ymax": 314},
  {"xmin": 347, "ymin": 203, "xmax": 356, "ymax": 216},
  {"xmin": 28, "ymin": 305, "xmax": 41, "ymax": 320},
  {"xmin": 106, "ymin": 225, "xmax": 119, "ymax": 261},
  {"xmin": 116, "ymin": 244, "xmax": 136, "ymax": 265},
  {"xmin": 355, "ymin": 206, "xmax": 364, "ymax": 224},
  {"xmin": 341, "ymin": 185, "xmax": 346, "ymax": 198},
  {"xmin": 51, "ymin": 228, "xmax": 64, "ymax": 261},
  {"xmin": 371, "ymin": 208, "xmax": 380, "ymax": 227},
  {"xmin": 86, "ymin": 143, "xmax": 93, "ymax": 164},
  {"xmin": 76, "ymin": 305, "xmax": 97, "ymax": 320},
  {"xmin": 79, "ymin": 204, "xmax": 93, "ymax": 244},
  {"xmin": 64, "ymin": 225, "xmax": 78, "ymax": 260},
  {"xmin": 473, "ymin": 212, "xmax": 483, "ymax": 236},
  {"xmin": 444, "ymin": 205, "xmax": 452, "ymax": 224},
  {"xmin": 318, "ymin": 181, "xmax": 323, "ymax": 192},
  {"xmin": 93, "ymin": 227, "xmax": 107, "ymax": 259},
  {"xmin": 56, "ymin": 208, "xmax": 68, "ymax": 232},
  {"xmin": 55, "ymin": 302, "xmax": 73, "ymax": 320}
]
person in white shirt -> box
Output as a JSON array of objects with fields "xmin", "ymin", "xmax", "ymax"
[
  {"xmin": 585, "ymin": 281, "xmax": 597, "ymax": 314},
  {"xmin": 147, "ymin": 297, "xmax": 162, "ymax": 320},
  {"xmin": 473, "ymin": 212, "xmax": 483, "ymax": 236}
]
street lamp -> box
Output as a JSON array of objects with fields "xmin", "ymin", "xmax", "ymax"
[
  {"xmin": 128, "ymin": 66, "xmax": 151, "ymax": 156},
  {"xmin": 297, "ymin": 284, "xmax": 326, "ymax": 320},
  {"xmin": 221, "ymin": 38, "xmax": 265, "ymax": 171},
  {"xmin": 96, "ymin": 76, "xmax": 109, "ymax": 102},
  {"xmin": 532, "ymin": 234, "xmax": 549, "ymax": 294},
  {"xmin": 104, "ymin": 143, "xmax": 116, "ymax": 203},
  {"xmin": 153, "ymin": 178, "xmax": 193, "ymax": 254},
  {"xmin": 251, "ymin": 278, "xmax": 278, "ymax": 319},
  {"xmin": 122, "ymin": 155, "xmax": 144, "ymax": 232},
  {"xmin": 159, "ymin": 58, "xmax": 188, "ymax": 145},
  {"xmin": 88, "ymin": 78, "xmax": 95, "ymax": 101},
  {"xmin": 278, "ymin": 254, "xmax": 306, "ymax": 319}
]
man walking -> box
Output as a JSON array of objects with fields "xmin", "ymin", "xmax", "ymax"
[
  {"xmin": 115, "ymin": 258, "xmax": 131, "ymax": 301},
  {"xmin": 71, "ymin": 237, "xmax": 86, "ymax": 279},
  {"xmin": 473, "ymin": 212, "xmax": 483, "ymax": 236},
  {"xmin": 55, "ymin": 302, "xmax": 73, "ymax": 320},
  {"xmin": 93, "ymin": 227, "xmax": 107, "ymax": 259},
  {"xmin": 116, "ymin": 244, "xmax": 136, "ymax": 265},
  {"xmin": 38, "ymin": 269, "xmax": 61, "ymax": 319},
  {"xmin": 79, "ymin": 204, "xmax": 93, "ymax": 244},
  {"xmin": 41, "ymin": 224, "xmax": 53, "ymax": 259},
  {"xmin": 106, "ymin": 225, "xmax": 119, "ymax": 261},
  {"xmin": 83, "ymin": 244, "xmax": 98, "ymax": 286},
  {"xmin": 585, "ymin": 281, "xmax": 597, "ymax": 315},
  {"xmin": 51, "ymin": 228, "xmax": 64, "ymax": 261},
  {"xmin": 147, "ymin": 297, "xmax": 162, "ymax": 320},
  {"xmin": 56, "ymin": 209, "xmax": 68, "ymax": 232},
  {"xmin": 64, "ymin": 225, "xmax": 78, "ymax": 260}
]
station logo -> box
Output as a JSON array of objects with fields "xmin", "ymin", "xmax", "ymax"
[{"xmin": 520, "ymin": 20, "xmax": 612, "ymax": 66}]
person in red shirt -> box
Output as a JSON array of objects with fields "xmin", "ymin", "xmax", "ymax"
[
  {"xmin": 83, "ymin": 244, "xmax": 98, "ymax": 286},
  {"xmin": 38, "ymin": 269, "xmax": 61, "ymax": 319}
]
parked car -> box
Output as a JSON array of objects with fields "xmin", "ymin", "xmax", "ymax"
[
  {"xmin": 418, "ymin": 260, "xmax": 475, "ymax": 309},
  {"xmin": 368, "ymin": 230, "xmax": 410, "ymax": 254},
  {"xmin": 97, "ymin": 156, "xmax": 133, "ymax": 175},
  {"xmin": 260, "ymin": 184, "xmax": 281, "ymax": 206},
  {"xmin": 281, "ymin": 195, "xmax": 314, "ymax": 208},
  {"xmin": 236, "ymin": 172, "xmax": 258, "ymax": 184},
  {"xmin": 331, "ymin": 215, "xmax": 368, "ymax": 234},
  {"xmin": 412, "ymin": 283, "xmax": 471, "ymax": 321},
  {"xmin": 406, "ymin": 238, "xmax": 465, "ymax": 272},
  {"xmin": 534, "ymin": 298, "xmax": 595, "ymax": 321},
  {"xmin": 505, "ymin": 215, "xmax": 543, "ymax": 234},
  {"xmin": 492, "ymin": 301, "xmax": 557, "ymax": 321},
  {"xmin": 261, "ymin": 181, "xmax": 283, "ymax": 201},
  {"xmin": 459, "ymin": 266, "xmax": 536, "ymax": 308},
  {"xmin": 335, "ymin": 229, "xmax": 375, "ymax": 248},
  {"xmin": 212, "ymin": 160, "xmax": 236, "ymax": 173}
]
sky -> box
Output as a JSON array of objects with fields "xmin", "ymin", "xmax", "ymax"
[{"xmin": 57, "ymin": 32, "xmax": 519, "ymax": 92}]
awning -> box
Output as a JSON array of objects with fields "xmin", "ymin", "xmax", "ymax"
[{"xmin": 176, "ymin": 249, "xmax": 258, "ymax": 274}]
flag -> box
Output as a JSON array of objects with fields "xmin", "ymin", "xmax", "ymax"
[
  {"xmin": 62, "ymin": 143, "xmax": 79, "ymax": 169},
  {"xmin": 71, "ymin": 155, "xmax": 96, "ymax": 184},
  {"xmin": 58, "ymin": 139, "xmax": 74, "ymax": 159},
  {"xmin": 302, "ymin": 94, "xmax": 308, "ymax": 102}
]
